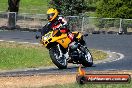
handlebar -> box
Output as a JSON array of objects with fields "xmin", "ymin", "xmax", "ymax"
[
  {"xmin": 35, "ymin": 31, "xmax": 41, "ymax": 39},
  {"xmin": 83, "ymin": 33, "xmax": 88, "ymax": 37},
  {"xmin": 35, "ymin": 35, "xmax": 40, "ymax": 39}
]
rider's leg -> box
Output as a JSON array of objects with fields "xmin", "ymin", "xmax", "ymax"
[{"xmin": 67, "ymin": 32, "xmax": 79, "ymax": 49}]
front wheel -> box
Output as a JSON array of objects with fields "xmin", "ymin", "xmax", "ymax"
[
  {"xmin": 49, "ymin": 45, "xmax": 67, "ymax": 69},
  {"xmin": 81, "ymin": 46, "xmax": 93, "ymax": 67}
]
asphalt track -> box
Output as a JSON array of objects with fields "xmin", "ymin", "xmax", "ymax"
[{"xmin": 0, "ymin": 31, "xmax": 132, "ymax": 76}]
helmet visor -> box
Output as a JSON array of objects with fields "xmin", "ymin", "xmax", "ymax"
[{"xmin": 47, "ymin": 13, "xmax": 55, "ymax": 21}]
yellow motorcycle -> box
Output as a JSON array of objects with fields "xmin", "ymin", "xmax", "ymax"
[{"xmin": 39, "ymin": 28, "xmax": 93, "ymax": 69}]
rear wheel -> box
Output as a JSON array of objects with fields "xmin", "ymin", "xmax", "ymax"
[
  {"xmin": 49, "ymin": 45, "xmax": 67, "ymax": 69},
  {"xmin": 81, "ymin": 46, "xmax": 93, "ymax": 67}
]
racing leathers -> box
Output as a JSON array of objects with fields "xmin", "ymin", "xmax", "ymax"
[{"xmin": 41, "ymin": 16, "xmax": 75, "ymax": 42}]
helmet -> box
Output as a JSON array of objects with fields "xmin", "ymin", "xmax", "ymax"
[{"xmin": 47, "ymin": 8, "xmax": 59, "ymax": 21}]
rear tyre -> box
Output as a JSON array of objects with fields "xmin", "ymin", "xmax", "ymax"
[
  {"xmin": 49, "ymin": 46, "xmax": 67, "ymax": 69},
  {"xmin": 81, "ymin": 46, "xmax": 93, "ymax": 67}
]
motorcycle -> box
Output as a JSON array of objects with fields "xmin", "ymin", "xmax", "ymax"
[{"xmin": 38, "ymin": 27, "xmax": 93, "ymax": 69}]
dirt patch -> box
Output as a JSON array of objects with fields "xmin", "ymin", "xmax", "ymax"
[
  {"xmin": 0, "ymin": 70, "xmax": 132, "ymax": 88},
  {"xmin": 0, "ymin": 74, "xmax": 76, "ymax": 88}
]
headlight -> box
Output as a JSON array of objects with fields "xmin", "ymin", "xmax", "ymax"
[
  {"xmin": 43, "ymin": 33, "xmax": 51, "ymax": 41},
  {"xmin": 44, "ymin": 36, "xmax": 48, "ymax": 40}
]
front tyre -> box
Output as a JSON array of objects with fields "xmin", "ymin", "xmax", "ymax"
[
  {"xmin": 49, "ymin": 46, "xmax": 67, "ymax": 69},
  {"xmin": 81, "ymin": 46, "xmax": 93, "ymax": 67}
]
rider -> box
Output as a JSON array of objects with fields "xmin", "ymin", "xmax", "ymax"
[{"xmin": 41, "ymin": 8, "xmax": 76, "ymax": 43}]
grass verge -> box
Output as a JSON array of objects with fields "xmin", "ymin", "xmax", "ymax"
[
  {"xmin": 0, "ymin": 41, "xmax": 107, "ymax": 70},
  {"xmin": 0, "ymin": 0, "xmax": 49, "ymax": 14},
  {"xmin": 90, "ymin": 49, "xmax": 108, "ymax": 61},
  {"xmin": 0, "ymin": 41, "xmax": 51, "ymax": 70}
]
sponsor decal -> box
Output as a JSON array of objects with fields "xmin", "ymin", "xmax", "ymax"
[{"xmin": 76, "ymin": 65, "xmax": 131, "ymax": 84}]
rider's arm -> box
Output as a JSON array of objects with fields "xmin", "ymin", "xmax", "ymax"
[
  {"xmin": 52, "ymin": 17, "xmax": 68, "ymax": 30},
  {"xmin": 58, "ymin": 16, "xmax": 68, "ymax": 28}
]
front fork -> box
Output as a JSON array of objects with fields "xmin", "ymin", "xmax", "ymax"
[{"xmin": 57, "ymin": 44, "xmax": 69, "ymax": 60}]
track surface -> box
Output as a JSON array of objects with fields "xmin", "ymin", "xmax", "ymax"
[{"xmin": 0, "ymin": 31, "xmax": 132, "ymax": 76}]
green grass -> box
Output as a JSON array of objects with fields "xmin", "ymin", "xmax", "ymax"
[
  {"xmin": 19, "ymin": 0, "xmax": 49, "ymax": 14},
  {"xmin": 0, "ymin": 2, "xmax": 8, "ymax": 12},
  {"xmin": 0, "ymin": 41, "xmax": 52, "ymax": 70},
  {"xmin": 0, "ymin": 41, "xmax": 107, "ymax": 70},
  {"xmin": 90, "ymin": 49, "xmax": 108, "ymax": 61},
  {"xmin": 43, "ymin": 82, "xmax": 132, "ymax": 88},
  {"xmin": 0, "ymin": 0, "xmax": 50, "ymax": 14}
]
